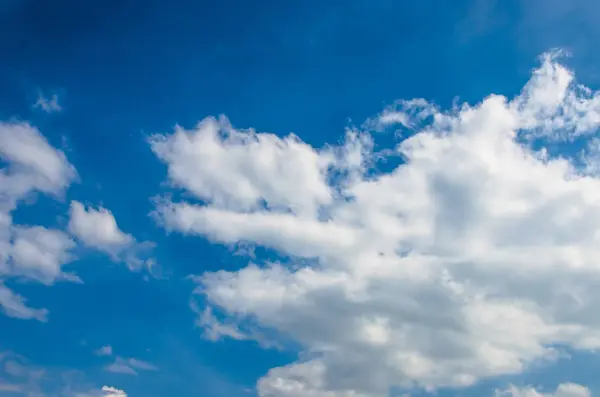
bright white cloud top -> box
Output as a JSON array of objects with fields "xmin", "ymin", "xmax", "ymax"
[
  {"xmin": 150, "ymin": 52, "xmax": 600, "ymax": 397},
  {"xmin": 69, "ymin": 201, "xmax": 155, "ymax": 270}
]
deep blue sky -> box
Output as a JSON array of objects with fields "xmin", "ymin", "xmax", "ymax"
[{"xmin": 1, "ymin": 1, "xmax": 600, "ymax": 396}]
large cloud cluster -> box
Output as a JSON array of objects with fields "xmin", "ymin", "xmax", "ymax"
[{"xmin": 151, "ymin": 52, "xmax": 600, "ymax": 396}]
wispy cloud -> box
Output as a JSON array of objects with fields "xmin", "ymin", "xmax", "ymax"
[
  {"xmin": 95, "ymin": 346, "xmax": 158, "ymax": 376},
  {"xmin": 95, "ymin": 345, "xmax": 113, "ymax": 357},
  {"xmin": 105, "ymin": 357, "xmax": 158, "ymax": 376},
  {"xmin": 33, "ymin": 92, "xmax": 62, "ymax": 113}
]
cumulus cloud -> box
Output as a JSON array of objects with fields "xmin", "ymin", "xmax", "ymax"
[
  {"xmin": 151, "ymin": 51, "xmax": 600, "ymax": 397},
  {"xmin": 101, "ymin": 386, "xmax": 128, "ymax": 397},
  {"xmin": 68, "ymin": 201, "xmax": 155, "ymax": 271},
  {"xmin": 0, "ymin": 121, "xmax": 78, "ymax": 321},
  {"xmin": 74, "ymin": 386, "xmax": 129, "ymax": 397},
  {"xmin": 496, "ymin": 383, "xmax": 591, "ymax": 397},
  {"xmin": 0, "ymin": 122, "xmax": 76, "ymax": 211}
]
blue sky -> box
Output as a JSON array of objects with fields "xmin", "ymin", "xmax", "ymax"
[{"xmin": 3, "ymin": 1, "xmax": 600, "ymax": 397}]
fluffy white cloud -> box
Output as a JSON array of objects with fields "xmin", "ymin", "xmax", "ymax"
[
  {"xmin": 0, "ymin": 122, "xmax": 76, "ymax": 212},
  {"xmin": 0, "ymin": 122, "xmax": 77, "ymax": 321},
  {"xmin": 69, "ymin": 201, "xmax": 154, "ymax": 270},
  {"xmin": 152, "ymin": 52, "xmax": 600, "ymax": 397},
  {"xmin": 150, "ymin": 116, "xmax": 339, "ymax": 218},
  {"xmin": 101, "ymin": 386, "xmax": 128, "ymax": 397},
  {"xmin": 75, "ymin": 386, "xmax": 129, "ymax": 397},
  {"xmin": 496, "ymin": 383, "xmax": 591, "ymax": 397}
]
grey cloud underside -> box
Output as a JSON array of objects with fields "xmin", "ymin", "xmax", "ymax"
[{"xmin": 151, "ymin": 52, "xmax": 600, "ymax": 397}]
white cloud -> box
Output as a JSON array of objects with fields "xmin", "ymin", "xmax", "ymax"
[
  {"xmin": 0, "ymin": 122, "xmax": 76, "ymax": 212},
  {"xmin": 95, "ymin": 344, "xmax": 157, "ymax": 376},
  {"xmin": 149, "ymin": 116, "xmax": 337, "ymax": 218},
  {"xmin": 496, "ymin": 383, "xmax": 591, "ymax": 397},
  {"xmin": 95, "ymin": 346, "xmax": 113, "ymax": 357},
  {"xmin": 195, "ymin": 305, "xmax": 249, "ymax": 342},
  {"xmin": 1, "ymin": 351, "xmax": 129, "ymax": 397},
  {"xmin": 33, "ymin": 92, "xmax": 62, "ymax": 113},
  {"xmin": 105, "ymin": 356, "xmax": 158, "ymax": 376},
  {"xmin": 68, "ymin": 201, "xmax": 133, "ymax": 252},
  {"xmin": 101, "ymin": 386, "xmax": 128, "ymax": 397},
  {"xmin": 0, "ymin": 121, "xmax": 77, "ymax": 321},
  {"xmin": 69, "ymin": 201, "xmax": 155, "ymax": 271},
  {"xmin": 74, "ymin": 386, "xmax": 129, "ymax": 397},
  {"xmin": 9, "ymin": 226, "xmax": 76, "ymax": 285},
  {"xmin": 151, "ymin": 52, "xmax": 600, "ymax": 397},
  {"xmin": 0, "ymin": 283, "xmax": 48, "ymax": 322}
]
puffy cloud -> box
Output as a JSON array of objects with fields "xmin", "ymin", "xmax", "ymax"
[
  {"xmin": 0, "ymin": 122, "xmax": 76, "ymax": 212},
  {"xmin": 0, "ymin": 122, "xmax": 77, "ymax": 321},
  {"xmin": 496, "ymin": 383, "xmax": 591, "ymax": 397},
  {"xmin": 8, "ymin": 226, "xmax": 76, "ymax": 285},
  {"xmin": 101, "ymin": 386, "xmax": 128, "ymax": 397},
  {"xmin": 151, "ymin": 52, "xmax": 600, "ymax": 397},
  {"xmin": 149, "ymin": 116, "xmax": 338, "ymax": 218},
  {"xmin": 74, "ymin": 386, "xmax": 129, "ymax": 397},
  {"xmin": 69, "ymin": 201, "xmax": 155, "ymax": 271}
]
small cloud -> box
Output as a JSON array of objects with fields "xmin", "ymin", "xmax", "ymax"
[
  {"xmin": 105, "ymin": 361, "xmax": 137, "ymax": 376},
  {"xmin": 105, "ymin": 357, "xmax": 157, "ymax": 376},
  {"xmin": 0, "ymin": 283, "xmax": 48, "ymax": 322},
  {"xmin": 33, "ymin": 93, "xmax": 62, "ymax": 113},
  {"xmin": 95, "ymin": 346, "xmax": 113, "ymax": 357},
  {"xmin": 68, "ymin": 201, "xmax": 156, "ymax": 272},
  {"xmin": 126, "ymin": 358, "xmax": 158, "ymax": 371},
  {"xmin": 101, "ymin": 386, "xmax": 127, "ymax": 397}
]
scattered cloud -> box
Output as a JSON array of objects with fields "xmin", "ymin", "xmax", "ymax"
[
  {"xmin": 0, "ymin": 121, "xmax": 78, "ymax": 321},
  {"xmin": 150, "ymin": 52, "xmax": 600, "ymax": 397},
  {"xmin": 68, "ymin": 201, "xmax": 155, "ymax": 271},
  {"xmin": 496, "ymin": 383, "xmax": 591, "ymax": 397},
  {"xmin": 0, "ymin": 121, "xmax": 76, "ymax": 211},
  {"xmin": 105, "ymin": 359, "xmax": 138, "ymax": 376},
  {"xmin": 195, "ymin": 305, "xmax": 248, "ymax": 342},
  {"xmin": 97, "ymin": 346, "xmax": 158, "ymax": 377},
  {"xmin": 101, "ymin": 386, "xmax": 128, "ymax": 397},
  {"xmin": 0, "ymin": 283, "xmax": 48, "ymax": 322},
  {"xmin": 95, "ymin": 346, "xmax": 113, "ymax": 357},
  {"xmin": 1, "ymin": 350, "xmax": 128, "ymax": 397},
  {"xmin": 105, "ymin": 356, "xmax": 158, "ymax": 376},
  {"xmin": 33, "ymin": 92, "xmax": 62, "ymax": 113}
]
